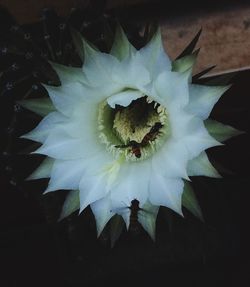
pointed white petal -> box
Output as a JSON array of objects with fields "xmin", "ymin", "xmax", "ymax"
[
  {"xmin": 49, "ymin": 61, "xmax": 88, "ymax": 85},
  {"xmin": 32, "ymin": 130, "xmax": 86, "ymax": 160},
  {"xmin": 153, "ymin": 139, "xmax": 189, "ymax": 180},
  {"xmin": 171, "ymin": 115, "xmax": 222, "ymax": 159},
  {"xmin": 186, "ymin": 84, "xmax": 230, "ymax": 119},
  {"xmin": 79, "ymin": 174, "xmax": 108, "ymax": 213},
  {"xmin": 45, "ymin": 158, "xmax": 86, "ymax": 192},
  {"xmin": 187, "ymin": 151, "xmax": 221, "ymax": 178},
  {"xmin": 110, "ymin": 24, "xmax": 136, "ymax": 61},
  {"xmin": 83, "ymin": 39, "xmax": 120, "ymax": 87},
  {"xmin": 138, "ymin": 202, "xmax": 159, "ymax": 240},
  {"xmin": 154, "ymin": 70, "xmax": 189, "ymax": 108},
  {"xmin": 111, "ymin": 54, "xmax": 150, "ymax": 90},
  {"xmin": 59, "ymin": 190, "xmax": 80, "ymax": 220},
  {"xmin": 182, "ymin": 118, "xmax": 223, "ymax": 159},
  {"xmin": 107, "ymin": 89, "xmax": 143, "ymax": 108},
  {"xmin": 21, "ymin": 112, "xmax": 67, "ymax": 143},
  {"xmin": 43, "ymin": 83, "xmax": 91, "ymax": 117},
  {"xmin": 90, "ymin": 196, "xmax": 114, "ymax": 236},
  {"xmin": 110, "ymin": 161, "xmax": 151, "ymax": 208},
  {"xmin": 149, "ymin": 172, "xmax": 184, "ymax": 216},
  {"xmin": 204, "ymin": 119, "xmax": 244, "ymax": 142},
  {"xmin": 139, "ymin": 27, "xmax": 171, "ymax": 78},
  {"xmin": 27, "ymin": 157, "xmax": 54, "ymax": 180},
  {"xmin": 18, "ymin": 98, "xmax": 55, "ymax": 117}
]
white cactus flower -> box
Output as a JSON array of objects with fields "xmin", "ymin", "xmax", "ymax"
[{"xmin": 20, "ymin": 26, "xmax": 241, "ymax": 241}]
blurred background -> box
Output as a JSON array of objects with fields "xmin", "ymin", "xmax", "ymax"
[
  {"xmin": 1, "ymin": 0, "xmax": 250, "ymax": 73},
  {"xmin": 0, "ymin": 1, "xmax": 249, "ymax": 287}
]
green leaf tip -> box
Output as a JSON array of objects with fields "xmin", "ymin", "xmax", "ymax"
[
  {"xmin": 176, "ymin": 28, "xmax": 202, "ymax": 59},
  {"xmin": 110, "ymin": 24, "xmax": 136, "ymax": 61},
  {"xmin": 17, "ymin": 98, "xmax": 55, "ymax": 117},
  {"xmin": 172, "ymin": 49, "xmax": 200, "ymax": 73},
  {"xmin": 204, "ymin": 119, "xmax": 245, "ymax": 142},
  {"xmin": 182, "ymin": 181, "xmax": 204, "ymax": 221},
  {"xmin": 109, "ymin": 214, "xmax": 124, "ymax": 248},
  {"xmin": 59, "ymin": 190, "xmax": 80, "ymax": 221}
]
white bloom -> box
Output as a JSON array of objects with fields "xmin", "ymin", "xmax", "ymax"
[{"xmin": 20, "ymin": 26, "xmax": 241, "ymax": 240}]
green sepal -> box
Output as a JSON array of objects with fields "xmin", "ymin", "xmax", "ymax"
[
  {"xmin": 59, "ymin": 190, "xmax": 80, "ymax": 221},
  {"xmin": 71, "ymin": 28, "xmax": 85, "ymax": 62},
  {"xmin": 109, "ymin": 214, "xmax": 124, "ymax": 248},
  {"xmin": 17, "ymin": 98, "xmax": 55, "ymax": 117},
  {"xmin": 172, "ymin": 49, "xmax": 199, "ymax": 74},
  {"xmin": 71, "ymin": 29, "xmax": 99, "ymax": 62},
  {"xmin": 143, "ymin": 21, "xmax": 159, "ymax": 44},
  {"xmin": 176, "ymin": 28, "xmax": 202, "ymax": 59},
  {"xmin": 192, "ymin": 65, "xmax": 216, "ymax": 83},
  {"xmin": 110, "ymin": 24, "xmax": 136, "ymax": 61},
  {"xmin": 202, "ymin": 71, "xmax": 237, "ymax": 86},
  {"xmin": 182, "ymin": 181, "xmax": 204, "ymax": 221},
  {"xmin": 204, "ymin": 119, "xmax": 244, "ymax": 142}
]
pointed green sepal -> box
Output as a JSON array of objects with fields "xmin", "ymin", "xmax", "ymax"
[
  {"xmin": 182, "ymin": 181, "xmax": 204, "ymax": 221},
  {"xmin": 59, "ymin": 190, "xmax": 80, "ymax": 221},
  {"xmin": 192, "ymin": 65, "xmax": 216, "ymax": 83},
  {"xmin": 172, "ymin": 49, "xmax": 199, "ymax": 73},
  {"xmin": 26, "ymin": 157, "xmax": 54, "ymax": 180},
  {"xmin": 71, "ymin": 28, "xmax": 85, "ymax": 62},
  {"xmin": 110, "ymin": 24, "xmax": 136, "ymax": 61},
  {"xmin": 204, "ymin": 119, "xmax": 244, "ymax": 142},
  {"xmin": 176, "ymin": 28, "xmax": 202, "ymax": 59},
  {"xmin": 109, "ymin": 214, "xmax": 125, "ymax": 248},
  {"xmin": 17, "ymin": 98, "xmax": 55, "ymax": 117},
  {"xmin": 71, "ymin": 28, "xmax": 99, "ymax": 63},
  {"xmin": 187, "ymin": 151, "xmax": 221, "ymax": 178}
]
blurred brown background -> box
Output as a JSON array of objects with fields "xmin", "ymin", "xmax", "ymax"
[{"xmin": 0, "ymin": 0, "xmax": 250, "ymax": 74}]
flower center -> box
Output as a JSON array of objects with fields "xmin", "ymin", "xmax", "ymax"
[{"xmin": 98, "ymin": 95, "xmax": 170, "ymax": 161}]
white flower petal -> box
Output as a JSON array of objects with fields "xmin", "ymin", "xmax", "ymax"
[
  {"xmin": 33, "ymin": 130, "xmax": 86, "ymax": 160},
  {"xmin": 187, "ymin": 151, "xmax": 221, "ymax": 178},
  {"xmin": 153, "ymin": 139, "xmax": 189, "ymax": 179},
  {"xmin": 79, "ymin": 174, "xmax": 108, "ymax": 213},
  {"xmin": 18, "ymin": 98, "xmax": 55, "ymax": 117},
  {"xmin": 45, "ymin": 158, "xmax": 87, "ymax": 192},
  {"xmin": 112, "ymin": 54, "xmax": 151, "ymax": 90},
  {"xmin": 83, "ymin": 39, "xmax": 120, "ymax": 87},
  {"xmin": 149, "ymin": 172, "xmax": 184, "ymax": 215},
  {"xmin": 107, "ymin": 89, "xmax": 143, "ymax": 108},
  {"xmin": 111, "ymin": 161, "xmax": 151, "ymax": 208},
  {"xmin": 154, "ymin": 70, "xmax": 189, "ymax": 108},
  {"xmin": 21, "ymin": 112, "xmax": 67, "ymax": 143},
  {"xmin": 90, "ymin": 196, "xmax": 114, "ymax": 236},
  {"xmin": 43, "ymin": 83, "xmax": 93, "ymax": 117},
  {"xmin": 181, "ymin": 117, "xmax": 223, "ymax": 159},
  {"xmin": 186, "ymin": 84, "xmax": 230, "ymax": 119},
  {"xmin": 169, "ymin": 113, "xmax": 222, "ymax": 159},
  {"xmin": 139, "ymin": 27, "xmax": 171, "ymax": 78},
  {"xmin": 49, "ymin": 61, "xmax": 88, "ymax": 85},
  {"xmin": 27, "ymin": 157, "xmax": 54, "ymax": 180},
  {"xmin": 110, "ymin": 24, "xmax": 136, "ymax": 61}
]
